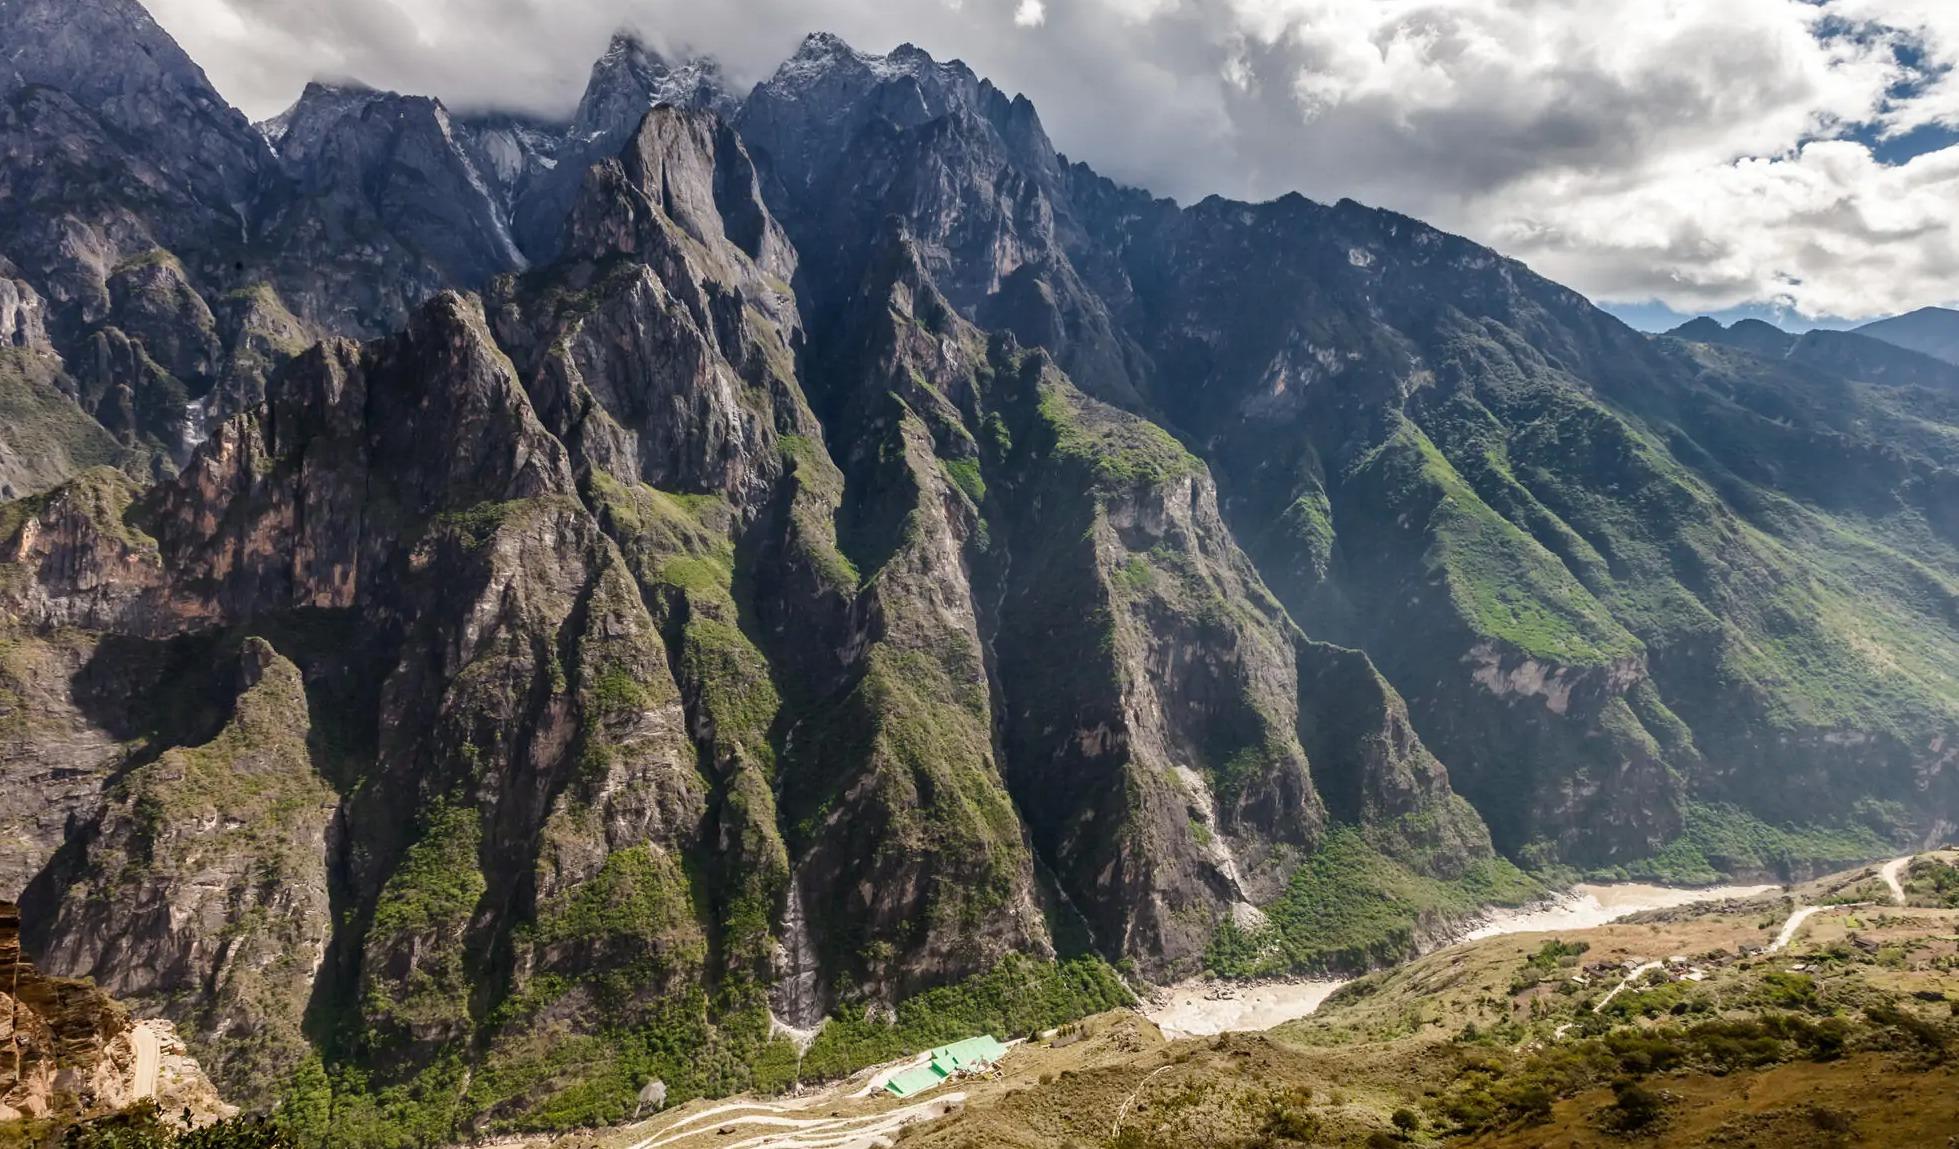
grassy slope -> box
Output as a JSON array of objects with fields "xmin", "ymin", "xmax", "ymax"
[
  {"xmin": 0, "ymin": 350, "xmax": 127, "ymax": 498},
  {"xmin": 1316, "ymin": 316, "xmax": 1959, "ymax": 871}
]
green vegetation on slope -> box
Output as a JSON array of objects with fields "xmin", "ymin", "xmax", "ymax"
[
  {"xmin": 0, "ymin": 351, "xmax": 127, "ymax": 499},
  {"xmin": 1207, "ymin": 826, "xmax": 1537, "ymax": 977},
  {"xmin": 1611, "ymin": 801, "xmax": 1902, "ymax": 885},
  {"xmin": 1355, "ymin": 416, "xmax": 1643, "ymax": 668},
  {"xmin": 2, "ymin": 1104, "xmax": 299, "ymax": 1149},
  {"xmin": 1903, "ymin": 856, "xmax": 1959, "ymax": 908},
  {"xmin": 362, "ymin": 802, "xmax": 486, "ymax": 1043},
  {"xmin": 798, "ymin": 953, "xmax": 1133, "ymax": 1082},
  {"xmin": 1037, "ymin": 382, "xmax": 1199, "ymax": 490},
  {"xmin": 272, "ymin": 953, "xmax": 1131, "ymax": 1146}
]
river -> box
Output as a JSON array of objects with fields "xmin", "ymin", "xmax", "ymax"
[{"xmin": 1143, "ymin": 879, "xmax": 1777, "ymax": 1039}]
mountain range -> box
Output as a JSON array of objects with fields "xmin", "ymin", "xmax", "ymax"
[{"xmin": 0, "ymin": 0, "xmax": 1954, "ymax": 1139}]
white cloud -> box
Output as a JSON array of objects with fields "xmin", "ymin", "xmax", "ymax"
[{"xmin": 136, "ymin": 0, "xmax": 1959, "ymax": 321}]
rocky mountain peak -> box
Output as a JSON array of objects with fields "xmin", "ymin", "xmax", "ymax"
[
  {"xmin": 267, "ymin": 80, "xmax": 426, "ymax": 163},
  {"xmin": 1665, "ymin": 316, "xmax": 1728, "ymax": 342},
  {"xmin": 1666, "ymin": 315, "xmax": 1796, "ymax": 358},
  {"xmin": 571, "ymin": 29, "xmax": 736, "ymax": 143},
  {"xmin": 0, "ymin": 0, "xmax": 272, "ymax": 213},
  {"xmin": 260, "ymin": 78, "xmax": 530, "ymax": 287},
  {"xmin": 761, "ymin": 32, "xmax": 978, "ymax": 110}
]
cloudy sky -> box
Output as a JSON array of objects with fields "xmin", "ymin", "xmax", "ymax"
[{"xmin": 141, "ymin": 0, "xmax": 1959, "ymax": 329}]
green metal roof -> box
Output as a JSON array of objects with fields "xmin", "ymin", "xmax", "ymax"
[
  {"xmin": 929, "ymin": 1035, "xmax": 1009, "ymax": 1070},
  {"xmin": 884, "ymin": 1064, "xmax": 948, "ymax": 1097},
  {"xmin": 883, "ymin": 1035, "xmax": 1009, "ymax": 1097}
]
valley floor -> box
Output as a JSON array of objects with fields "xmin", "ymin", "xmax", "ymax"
[
  {"xmin": 1143, "ymin": 878, "xmax": 1778, "ymax": 1039},
  {"xmin": 496, "ymin": 855, "xmax": 1959, "ymax": 1148}
]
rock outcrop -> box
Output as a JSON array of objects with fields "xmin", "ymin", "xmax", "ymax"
[{"xmin": 0, "ymin": 902, "xmax": 231, "ymax": 1125}]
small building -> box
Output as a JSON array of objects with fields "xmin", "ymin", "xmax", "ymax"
[
  {"xmin": 883, "ymin": 1063, "xmax": 948, "ymax": 1098},
  {"xmin": 931, "ymin": 1035, "xmax": 1009, "ymax": 1071},
  {"xmin": 883, "ymin": 1034, "xmax": 1009, "ymax": 1098}
]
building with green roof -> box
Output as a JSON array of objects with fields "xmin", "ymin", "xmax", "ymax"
[{"xmin": 882, "ymin": 1034, "xmax": 1009, "ymax": 1097}]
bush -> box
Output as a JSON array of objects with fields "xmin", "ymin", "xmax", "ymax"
[
  {"xmin": 1600, "ymin": 1078, "xmax": 1663, "ymax": 1132},
  {"xmin": 1524, "ymin": 939, "xmax": 1590, "ymax": 971},
  {"xmin": 1260, "ymin": 1101, "xmax": 1322, "ymax": 1142},
  {"xmin": 1864, "ymin": 1003, "xmax": 1949, "ymax": 1057},
  {"xmin": 48, "ymin": 1104, "xmax": 296, "ymax": 1149},
  {"xmin": 1756, "ymin": 971, "xmax": 1821, "ymax": 1012},
  {"xmin": 1504, "ymin": 1083, "xmax": 1554, "ymax": 1122}
]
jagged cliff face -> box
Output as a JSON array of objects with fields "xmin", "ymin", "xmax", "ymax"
[
  {"xmin": 0, "ymin": 902, "xmax": 231, "ymax": 1125},
  {"xmin": 0, "ymin": 6, "xmax": 1953, "ymax": 1140}
]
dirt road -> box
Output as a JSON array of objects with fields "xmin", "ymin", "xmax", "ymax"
[
  {"xmin": 1880, "ymin": 855, "xmax": 1914, "ymax": 905},
  {"xmin": 623, "ymin": 1091, "xmax": 967, "ymax": 1149},
  {"xmin": 130, "ymin": 1021, "xmax": 161, "ymax": 1100},
  {"xmin": 1768, "ymin": 905, "xmax": 1824, "ymax": 953},
  {"xmin": 1593, "ymin": 961, "xmax": 1665, "ymax": 1012}
]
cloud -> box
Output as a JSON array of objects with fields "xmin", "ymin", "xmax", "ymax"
[{"xmin": 137, "ymin": 0, "xmax": 1959, "ymax": 321}]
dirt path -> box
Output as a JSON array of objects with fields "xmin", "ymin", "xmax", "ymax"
[
  {"xmin": 1111, "ymin": 1065, "xmax": 1173, "ymax": 1139},
  {"xmin": 1768, "ymin": 905, "xmax": 1825, "ymax": 953},
  {"xmin": 1593, "ymin": 961, "xmax": 1664, "ymax": 1012},
  {"xmin": 1880, "ymin": 855, "xmax": 1914, "ymax": 905},
  {"xmin": 129, "ymin": 1021, "xmax": 161, "ymax": 1100},
  {"xmin": 623, "ymin": 1092, "xmax": 966, "ymax": 1149}
]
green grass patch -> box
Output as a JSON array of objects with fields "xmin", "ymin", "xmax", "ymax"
[
  {"xmin": 1614, "ymin": 802, "xmax": 1897, "ymax": 885},
  {"xmin": 1208, "ymin": 827, "xmax": 1538, "ymax": 977},
  {"xmin": 1038, "ymin": 383, "xmax": 1199, "ymax": 490},
  {"xmin": 940, "ymin": 457, "xmax": 987, "ymax": 504}
]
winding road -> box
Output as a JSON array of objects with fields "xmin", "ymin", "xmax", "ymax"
[
  {"xmin": 1767, "ymin": 906, "xmax": 1825, "ymax": 953},
  {"xmin": 623, "ymin": 1088, "xmax": 967, "ymax": 1149},
  {"xmin": 1763, "ymin": 854, "xmax": 1915, "ymax": 957}
]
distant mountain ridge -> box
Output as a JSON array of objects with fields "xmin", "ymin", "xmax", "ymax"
[
  {"xmin": 1672, "ymin": 307, "xmax": 1959, "ymax": 372},
  {"xmin": 1857, "ymin": 305, "xmax": 1959, "ymax": 366},
  {"xmin": 1667, "ymin": 314, "xmax": 1959, "ymax": 391}
]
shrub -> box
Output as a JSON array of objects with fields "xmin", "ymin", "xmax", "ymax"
[
  {"xmin": 1261, "ymin": 1101, "xmax": 1322, "ymax": 1142},
  {"xmin": 1524, "ymin": 939, "xmax": 1590, "ymax": 971},
  {"xmin": 48, "ymin": 1104, "xmax": 297, "ymax": 1148},
  {"xmin": 1601, "ymin": 1078, "xmax": 1663, "ymax": 1132}
]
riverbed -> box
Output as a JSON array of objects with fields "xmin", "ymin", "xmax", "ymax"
[
  {"xmin": 1463, "ymin": 881, "xmax": 1776, "ymax": 940},
  {"xmin": 1143, "ymin": 879, "xmax": 1778, "ymax": 1039}
]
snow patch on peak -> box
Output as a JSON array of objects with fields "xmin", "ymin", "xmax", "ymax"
[
  {"xmin": 258, "ymin": 82, "xmax": 384, "ymax": 149},
  {"xmin": 572, "ymin": 34, "xmax": 733, "ymax": 140},
  {"xmin": 601, "ymin": 28, "xmax": 654, "ymax": 59},
  {"xmin": 769, "ymin": 32, "xmax": 965, "ymax": 92},
  {"xmin": 796, "ymin": 31, "xmax": 854, "ymax": 57},
  {"xmin": 255, "ymin": 107, "xmax": 295, "ymax": 149}
]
